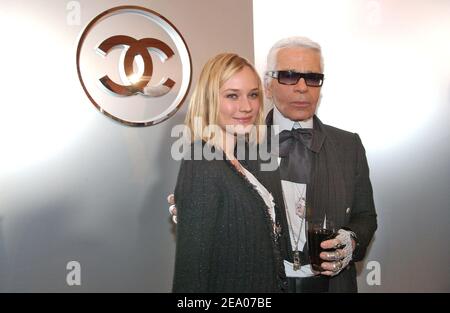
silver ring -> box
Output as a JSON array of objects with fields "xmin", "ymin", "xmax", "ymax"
[
  {"xmin": 334, "ymin": 260, "xmax": 342, "ymax": 272},
  {"xmin": 333, "ymin": 261, "xmax": 342, "ymax": 273},
  {"xmin": 334, "ymin": 239, "xmax": 344, "ymax": 249},
  {"xmin": 335, "ymin": 250, "xmax": 341, "ymax": 260}
]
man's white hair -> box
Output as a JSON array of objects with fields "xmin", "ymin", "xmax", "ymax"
[{"xmin": 264, "ymin": 36, "xmax": 324, "ymax": 88}]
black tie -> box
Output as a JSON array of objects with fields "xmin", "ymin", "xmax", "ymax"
[{"xmin": 278, "ymin": 127, "xmax": 313, "ymax": 184}]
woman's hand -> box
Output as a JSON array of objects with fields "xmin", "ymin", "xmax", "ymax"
[{"xmin": 167, "ymin": 194, "xmax": 177, "ymax": 224}]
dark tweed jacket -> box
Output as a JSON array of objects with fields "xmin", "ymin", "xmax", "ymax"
[{"xmin": 172, "ymin": 143, "xmax": 287, "ymax": 293}]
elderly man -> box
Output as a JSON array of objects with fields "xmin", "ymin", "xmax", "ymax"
[
  {"xmin": 169, "ymin": 36, "xmax": 377, "ymax": 293},
  {"xmin": 259, "ymin": 36, "xmax": 377, "ymax": 292}
]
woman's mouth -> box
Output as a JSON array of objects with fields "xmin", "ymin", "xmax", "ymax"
[{"xmin": 233, "ymin": 116, "xmax": 253, "ymax": 124}]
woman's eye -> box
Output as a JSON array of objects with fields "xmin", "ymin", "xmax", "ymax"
[
  {"xmin": 249, "ymin": 92, "xmax": 259, "ymax": 99},
  {"xmin": 226, "ymin": 94, "xmax": 238, "ymax": 99}
]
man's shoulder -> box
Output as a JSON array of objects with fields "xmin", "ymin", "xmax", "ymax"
[
  {"xmin": 320, "ymin": 122, "xmax": 363, "ymax": 151},
  {"xmin": 322, "ymin": 123, "xmax": 356, "ymax": 140}
]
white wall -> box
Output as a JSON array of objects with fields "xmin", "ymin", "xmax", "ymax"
[{"xmin": 254, "ymin": 0, "xmax": 450, "ymax": 292}]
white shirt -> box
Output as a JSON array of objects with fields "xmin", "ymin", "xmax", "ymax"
[{"xmin": 273, "ymin": 106, "xmax": 315, "ymax": 277}]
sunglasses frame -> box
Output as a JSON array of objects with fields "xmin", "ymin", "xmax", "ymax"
[{"xmin": 266, "ymin": 70, "xmax": 324, "ymax": 87}]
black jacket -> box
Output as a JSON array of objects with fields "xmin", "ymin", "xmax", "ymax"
[
  {"xmin": 172, "ymin": 143, "xmax": 286, "ymax": 293},
  {"xmin": 259, "ymin": 112, "xmax": 378, "ymax": 292}
]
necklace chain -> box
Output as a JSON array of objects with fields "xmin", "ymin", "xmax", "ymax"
[
  {"xmin": 283, "ymin": 183, "xmax": 306, "ymax": 270},
  {"xmin": 285, "ymin": 187, "xmax": 305, "ymax": 250}
]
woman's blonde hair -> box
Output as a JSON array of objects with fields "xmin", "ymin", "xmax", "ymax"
[{"xmin": 185, "ymin": 53, "xmax": 265, "ymax": 144}]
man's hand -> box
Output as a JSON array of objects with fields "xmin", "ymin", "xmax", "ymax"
[
  {"xmin": 318, "ymin": 229, "xmax": 355, "ymax": 276},
  {"xmin": 167, "ymin": 194, "xmax": 177, "ymax": 224}
]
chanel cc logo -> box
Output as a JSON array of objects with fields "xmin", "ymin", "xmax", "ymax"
[
  {"xmin": 97, "ymin": 35, "xmax": 175, "ymax": 97},
  {"xmin": 76, "ymin": 6, "xmax": 192, "ymax": 127}
]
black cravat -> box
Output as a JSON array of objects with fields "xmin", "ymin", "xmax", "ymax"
[{"xmin": 278, "ymin": 126, "xmax": 313, "ymax": 184}]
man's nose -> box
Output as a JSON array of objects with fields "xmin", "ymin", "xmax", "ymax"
[{"xmin": 294, "ymin": 77, "xmax": 308, "ymax": 92}]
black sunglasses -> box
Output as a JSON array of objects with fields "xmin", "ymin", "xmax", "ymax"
[{"xmin": 266, "ymin": 70, "xmax": 324, "ymax": 87}]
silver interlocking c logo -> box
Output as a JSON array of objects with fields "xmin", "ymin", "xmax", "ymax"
[
  {"xmin": 76, "ymin": 6, "xmax": 192, "ymax": 126},
  {"xmin": 97, "ymin": 35, "xmax": 175, "ymax": 97}
]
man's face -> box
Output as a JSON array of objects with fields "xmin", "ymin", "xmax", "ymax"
[{"xmin": 266, "ymin": 47, "xmax": 322, "ymax": 121}]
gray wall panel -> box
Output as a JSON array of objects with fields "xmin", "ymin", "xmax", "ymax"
[{"xmin": 0, "ymin": 0, "xmax": 254, "ymax": 292}]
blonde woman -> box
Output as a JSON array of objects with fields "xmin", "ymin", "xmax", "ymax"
[{"xmin": 172, "ymin": 53, "xmax": 286, "ymax": 293}]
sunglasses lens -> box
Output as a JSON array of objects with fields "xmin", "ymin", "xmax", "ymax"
[
  {"xmin": 304, "ymin": 73, "xmax": 323, "ymax": 87},
  {"xmin": 272, "ymin": 71, "xmax": 324, "ymax": 86},
  {"xmin": 278, "ymin": 71, "xmax": 300, "ymax": 85}
]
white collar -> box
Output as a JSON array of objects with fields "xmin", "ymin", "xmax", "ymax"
[{"xmin": 272, "ymin": 106, "xmax": 314, "ymax": 135}]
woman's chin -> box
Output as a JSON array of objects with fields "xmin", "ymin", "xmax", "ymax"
[{"xmin": 230, "ymin": 124, "xmax": 255, "ymax": 135}]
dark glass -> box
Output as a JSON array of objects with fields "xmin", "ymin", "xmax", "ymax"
[
  {"xmin": 266, "ymin": 71, "xmax": 324, "ymax": 87},
  {"xmin": 308, "ymin": 228, "xmax": 336, "ymax": 271}
]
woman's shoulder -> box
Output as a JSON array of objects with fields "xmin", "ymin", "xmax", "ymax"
[
  {"xmin": 178, "ymin": 141, "xmax": 227, "ymax": 177},
  {"xmin": 174, "ymin": 142, "xmax": 228, "ymax": 202}
]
